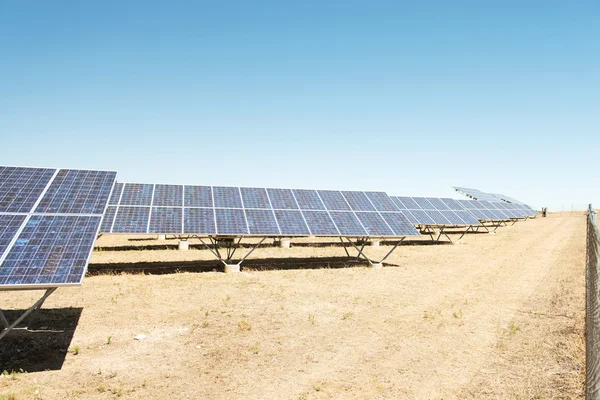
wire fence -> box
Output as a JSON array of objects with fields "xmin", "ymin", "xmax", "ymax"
[{"xmin": 587, "ymin": 204, "xmax": 600, "ymax": 399}]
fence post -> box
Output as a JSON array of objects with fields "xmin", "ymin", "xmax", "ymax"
[{"xmin": 586, "ymin": 204, "xmax": 600, "ymax": 399}]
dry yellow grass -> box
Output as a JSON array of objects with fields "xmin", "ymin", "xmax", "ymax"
[{"xmin": 0, "ymin": 213, "xmax": 585, "ymax": 399}]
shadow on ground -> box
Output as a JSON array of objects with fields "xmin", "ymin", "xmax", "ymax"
[{"xmin": 0, "ymin": 308, "xmax": 82, "ymax": 372}]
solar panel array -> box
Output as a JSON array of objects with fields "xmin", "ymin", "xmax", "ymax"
[
  {"xmin": 391, "ymin": 197, "xmax": 483, "ymax": 225},
  {"xmin": 102, "ymin": 184, "xmax": 420, "ymax": 238},
  {"xmin": 453, "ymin": 187, "xmax": 537, "ymax": 217},
  {"xmin": 0, "ymin": 166, "xmax": 117, "ymax": 289}
]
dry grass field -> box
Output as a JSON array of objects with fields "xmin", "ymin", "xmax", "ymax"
[{"xmin": 0, "ymin": 213, "xmax": 585, "ymax": 399}]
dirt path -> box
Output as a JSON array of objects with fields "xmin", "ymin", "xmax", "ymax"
[{"xmin": 0, "ymin": 213, "xmax": 585, "ymax": 399}]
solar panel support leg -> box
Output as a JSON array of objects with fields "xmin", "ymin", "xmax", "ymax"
[
  {"xmin": 511, "ymin": 219, "xmax": 518, "ymax": 226},
  {"xmin": 0, "ymin": 288, "xmax": 57, "ymax": 341},
  {"xmin": 457, "ymin": 226, "xmax": 472, "ymax": 241},
  {"xmin": 340, "ymin": 237, "xmax": 351, "ymax": 257},
  {"xmin": 219, "ymin": 237, "xmax": 266, "ymax": 272},
  {"xmin": 343, "ymin": 237, "xmax": 404, "ymax": 266},
  {"xmin": 436, "ymin": 227, "xmax": 453, "ymax": 243}
]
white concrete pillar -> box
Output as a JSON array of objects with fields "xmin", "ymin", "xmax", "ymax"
[
  {"xmin": 178, "ymin": 240, "xmax": 189, "ymax": 251},
  {"xmin": 224, "ymin": 264, "xmax": 240, "ymax": 273},
  {"xmin": 370, "ymin": 262, "xmax": 383, "ymax": 269},
  {"xmin": 370, "ymin": 240, "xmax": 380, "ymax": 247},
  {"xmin": 279, "ymin": 239, "xmax": 291, "ymax": 248},
  {"xmin": 157, "ymin": 234, "xmax": 166, "ymax": 240}
]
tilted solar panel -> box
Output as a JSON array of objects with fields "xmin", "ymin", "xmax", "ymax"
[{"xmin": 0, "ymin": 167, "xmax": 56, "ymax": 213}]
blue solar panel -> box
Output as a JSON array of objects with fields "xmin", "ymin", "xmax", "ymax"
[
  {"xmin": 405, "ymin": 209, "xmax": 435, "ymax": 225},
  {"xmin": 293, "ymin": 189, "xmax": 325, "ymax": 210},
  {"xmin": 453, "ymin": 210, "xmax": 481, "ymax": 225},
  {"xmin": 149, "ymin": 207, "xmax": 183, "ymax": 234},
  {"xmin": 273, "ymin": 210, "xmax": 310, "ymax": 235},
  {"xmin": 215, "ymin": 208, "xmax": 248, "ymax": 234},
  {"xmin": 184, "ymin": 185, "xmax": 213, "ymax": 208},
  {"xmin": 120, "ymin": 183, "xmax": 154, "ymax": 206},
  {"xmin": 355, "ymin": 212, "xmax": 394, "ymax": 236},
  {"xmin": 112, "ymin": 206, "xmax": 151, "ymax": 233},
  {"xmin": 458, "ymin": 200, "xmax": 478, "ymax": 210},
  {"xmin": 379, "ymin": 212, "xmax": 420, "ymax": 236},
  {"xmin": 213, "ymin": 187, "xmax": 243, "ymax": 208},
  {"xmin": 100, "ymin": 206, "xmax": 117, "ymax": 233},
  {"xmin": 341, "ymin": 191, "xmax": 376, "ymax": 211},
  {"xmin": 426, "ymin": 198, "xmax": 450, "ymax": 211},
  {"xmin": 302, "ymin": 211, "xmax": 339, "ymax": 235},
  {"xmin": 0, "ymin": 167, "xmax": 56, "ymax": 213},
  {"xmin": 391, "ymin": 197, "xmax": 408, "ymax": 210},
  {"xmin": 398, "ymin": 210, "xmax": 419, "ymax": 224},
  {"xmin": 317, "ymin": 190, "xmax": 351, "ymax": 211},
  {"xmin": 240, "ymin": 187, "xmax": 271, "ymax": 209},
  {"xmin": 0, "ymin": 215, "xmax": 101, "ymax": 287},
  {"xmin": 329, "ymin": 212, "xmax": 367, "ymax": 236},
  {"xmin": 424, "ymin": 210, "xmax": 451, "ymax": 225},
  {"xmin": 245, "ymin": 209, "xmax": 280, "ymax": 234},
  {"xmin": 440, "ymin": 198, "xmax": 463, "ymax": 210},
  {"xmin": 412, "ymin": 197, "xmax": 435, "ymax": 210},
  {"xmin": 365, "ymin": 192, "xmax": 397, "ymax": 212},
  {"xmin": 439, "ymin": 211, "xmax": 466, "ymax": 225},
  {"xmin": 0, "ymin": 214, "xmax": 27, "ymax": 259},
  {"xmin": 267, "ymin": 189, "xmax": 298, "ymax": 209},
  {"xmin": 36, "ymin": 170, "xmax": 117, "ymax": 214},
  {"xmin": 109, "ymin": 182, "xmax": 124, "ymax": 205},
  {"xmin": 152, "ymin": 184, "xmax": 183, "ymax": 207},
  {"xmin": 184, "ymin": 208, "xmax": 216, "ymax": 234},
  {"xmin": 396, "ymin": 197, "xmax": 420, "ymax": 210}
]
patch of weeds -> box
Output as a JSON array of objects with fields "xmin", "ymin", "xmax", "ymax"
[
  {"xmin": 0, "ymin": 392, "xmax": 16, "ymax": 400},
  {"xmin": 97, "ymin": 383, "xmax": 107, "ymax": 393},
  {"xmin": 453, "ymin": 309, "xmax": 463, "ymax": 319},
  {"xmin": 508, "ymin": 321, "xmax": 521, "ymax": 335},
  {"xmin": 223, "ymin": 294, "xmax": 231, "ymax": 305},
  {"xmin": 238, "ymin": 320, "xmax": 251, "ymax": 331},
  {"xmin": 308, "ymin": 314, "xmax": 315, "ymax": 325},
  {"xmin": 106, "ymin": 335, "xmax": 113, "ymax": 345},
  {"xmin": 110, "ymin": 386, "xmax": 124, "ymax": 397},
  {"xmin": 423, "ymin": 311, "xmax": 430, "ymax": 320},
  {"xmin": 342, "ymin": 312, "xmax": 353, "ymax": 320},
  {"xmin": 202, "ymin": 321, "xmax": 209, "ymax": 328},
  {"xmin": 248, "ymin": 341, "xmax": 260, "ymax": 354},
  {"xmin": 69, "ymin": 345, "xmax": 80, "ymax": 355}
]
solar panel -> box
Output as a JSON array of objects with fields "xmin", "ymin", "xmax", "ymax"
[
  {"xmin": 100, "ymin": 206, "xmax": 117, "ymax": 233},
  {"xmin": 0, "ymin": 214, "xmax": 27, "ymax": 259},
  {"xmin": 317, "ymin": 190, "xmax": 351, "ymax": 211},
  {"xmin": 365, "ymin": 192, "xmax": 398, "ymax": 212},
  {"xmin": 439, "ymin": 198, "xmax": 463, "ymax": 210},
  {"xmin": 293, "ymin": 189, "xmax": 325, "ymax": 210},
  {"xmin": 355, "ymin": 212, "xmax": 394, "ymax": 236},
  {"xmin": 149, "ymin": 207, "xmax": 183, "ymax": 234},
  {"xmin": 109, "ymin": 182, "xmax": 124, "ymax": 205},
  {"xmin": 426, "ymin": 198, "xmax": 450, "ymax": 211},
  {"xmin": 213, "ymin": 187, "xmax": 243, "ymax": 209},
  {"xmin": 380, "ymin": 212, "xmax": 420, "ymax": 236},
  {"xmin": 245, "ymin": 209, "xmax": 280, "ymax": 235},
  {"xmin": 329, "ymin": 211, "xmax": 367, "ymax": 236},
  {"xmin": 0, "ymin": 215, "xmax": 101, "ymax": 286},
  {"xmin": 341, "ymin": 191, "xmax": 376, "ymax": 211},
  {"xmin": 152, "ymin": 184, "xmax": 183, "ymax": 207},
  {"xmin": 240, "ymin": 187, "xmax": 271, "ymax": 209},
  {"xmin": 120, "ymin": 183, "xmax": 154, "ymax": 206},
  {"xmin": 302, "ymin": 211, "xmax": 339, "ymax": 235},
  {"xmin": 184, "ymin": 185, "xmax": 213, "ymax": 208},
  {"xmin": 396, "ymin": 197, "xmax": 420, "ymax": 210},
  {"xmin": 184, "ymin": 208, "xmax": 216, "ymax": 234},
  {"xmin": 412, "ymin": 197, "xmax": 435, "ymax": 210},
  {"xmin": 424, "ymin": 210, "xmax": 451, "ymax": 225},
  {"xmin": 112, "ymin": 206, "xmax": 151, "ymax": 233},
  {"xmin": 273, "ymin": 210, "xmax": 310, "ymax": 235},
  {"xmin": 267, "ymin": 189, "xmax": 298, "ymax": 210},
  {"xmin": 439, "ymin": 210, "xmax": 466, "ymax": 225},
  {"xmin": 215, "ymin": 208, "xmax": 248, "ymax": 234},
  {"xmin": 0, "ymin": 167, "xmax": 56, "ymax": 213},
  {"xmin": 452, "ymin": 210, "xmax": 481, "ymax": 225},
  {"xmin": 405, "ymin": 209, "xmax": 436, "ymax": 225}
]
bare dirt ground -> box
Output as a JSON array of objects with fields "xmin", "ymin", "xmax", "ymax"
[{"xmin": 0, "ymin": 213, "xmax": 585, "ymax": 399}]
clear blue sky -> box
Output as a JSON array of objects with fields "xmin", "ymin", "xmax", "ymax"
[{"xmin": 1, "ymin": 1, "xmax": 598, "ymax": 210}]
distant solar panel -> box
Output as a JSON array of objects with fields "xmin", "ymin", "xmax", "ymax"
[
  {"xmin": 341, "ymin": 191, "xmax": 376, "ymax": 212},
  {"xmin": 100, "ymin": 206, "xmax": 117, "ymax": 233},
  {"xmin": 302, "ymin": 211, "xmax": 340, "ymax": 235},
  {"xmin": 293, "ymin": 189, "xmax": 325, "ymax": 210},
  {"xmin": 355, "ymin": 212, "xmax": 394, "ymax": 236},
  {"xmin": 240, "ymin": 187, "xmax": 271, "ymax": 209},
  {"xmin": 267, "ymin": 188, "xmax": 298, "ymax": 210},
  {"xmin": 317, "ymin": 190, "xmax": 351, "ymax": 211},
  {"xmin": 120, "ymin": 183, "xmax": 154, "ymax": 206},
  {"xmin": 365, "ymin": 192, "xmax": 398, "ymax": 212},
  {"xmin": 329, "ymin": 211, "xmax": 367, "ymax": 236},
  {"xmin": 380, "ymin": 212, "xmax": 421, "ymax": 235}
]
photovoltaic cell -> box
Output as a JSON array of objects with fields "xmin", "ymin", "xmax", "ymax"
[
  {"xmin": 100, "ymin": 206, "xmax": 117, "ymax": 233},
  {"xmin": 302, "ymin": 211, "xmax": 339, "ymax": 235},
  {"xmin": 440, "ymin": 198, "xmax": 463, "ymax": 210},
  {"xmin": 215, "ymin": 208, "xmax": 248, "ymax": 234},
  {"xmin": 184, "ymin": 186, "xmax": 213, "ymax": 208},
  {"xmin": 0, "ymin": 214, "xmax": 27, "ymax": 259},
  {"xmin": 317, "ymin": 190, "xmax": 351, "ymax": 211},
  {"xmin": 426, "ymin": 198, "xmax": 450, "ymax": 211},
  {"xmin": 240, "ymin": 187, "xmax": 270, "ymax": 209},
  {"xmin": 341, "ymin": 191, "xmax": 376, "ymax": 211},
  {"xmin": 0, "ymin": 215, "xmax": 101, "ymax": 286},
  {"xmin": 424, "ymin": 210, "xmax": 451, "ymax": 225},
  {"xmin": 213, "ymin": 187, "xmax": 243, "ymax": 208},
  {"xmin": 355, "ymin": 212, "xmax": 394, "ymax": 236},
  {"xmin": 406, "ymin": 209, "xmax": 435, "ymax": 225},
  {"xmin": 391, "ymin": 197, "xmax": 408, "ymax": 210},
  {"xmin": 267, "ymin": 189, "xmax": 298, "ymax": 210},
  {"xmin": 439, "ymin": 210, "xmax": 466, "ymax": 225},
  {"xmin": 245, "ymin": 209, "xmax": 280, "ymax": 235},
  {"xmin": 398, "ymin": 210, "xmax": 419, "ymax": 224},
  {"xmin": 329, "ymin": 212, "xmax": 367, "ymax": 236},
  {"xmin": 412, "ymin": 197, "xmax": 435, "ymax": 210},
  {"xmin": 458, "ymin": 200, "xmax": 477, "ymax": 210},
  {"xmin": 380, "ymin": 212, "xmax": 420, "ymax": 236},
  {"xmin": 184, "ymin": 208, "xmax": 216, "ymax": 234},
  {"xmin": 453, "ymin": 210, "xmax": 481, "ymax": 225},
  {"xmin": 0, "ymin": 167, "xmax": 56, "ymax": 213},
  {"xmin": 396, "ymin": 197, "xmax": 420, "ymax": 210},
  {"xmin": 149, "ymin": 207, "xmax": 183, "ymax": 234},
  {"xmin": 112, "ymin": 206, "xmax": 151, "ymax": 233},
  {"xmin": 365, "ymin": 192, "xmax": 398, "ymax": 212},
  {"xmin": 273, "ymin": 210, "xmax": 310, "ymax": 235},
  {"xmin": 293, "ymin": 189, "xmax": 325, "ymax": 210},
  {"xmin": 109, "ymin": 182, "xmax": 124, "ymax": 205},
  {"xmin": 119, "ymin": 183, "xmax": 154, "ymax": 206},
  {"xmin": 152, "ymin": 184, "xmax": 183, "ymax": 207},
  {"xmin": 36, "ymin": 170, "xmax": 117, "ymax": 214}
]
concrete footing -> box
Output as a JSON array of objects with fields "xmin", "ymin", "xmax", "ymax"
[
  {"xmin": 224, "ymin": 264, "xmax": 240, "ymax": 273},
  {"xmin": 178, "ymin": 240, "xmax": 189, "ymax": 251},
  {"xmin": 279, "ymin": 239, "xmax": 291, "ymax": 249},
  {"xmin": 488, "ymin": 231, "xmax": 496, "ymax": 235},
  {"xmin": 370, "ymin": 240, "xmax": 380, "ymax": 247},
  {"xmin": 157, "ymin": 234, "xmax": 166, "ymax": 240},
  {"xmin": 369, "ymin": 262, "xmax": 383, "ymax": 269}
]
